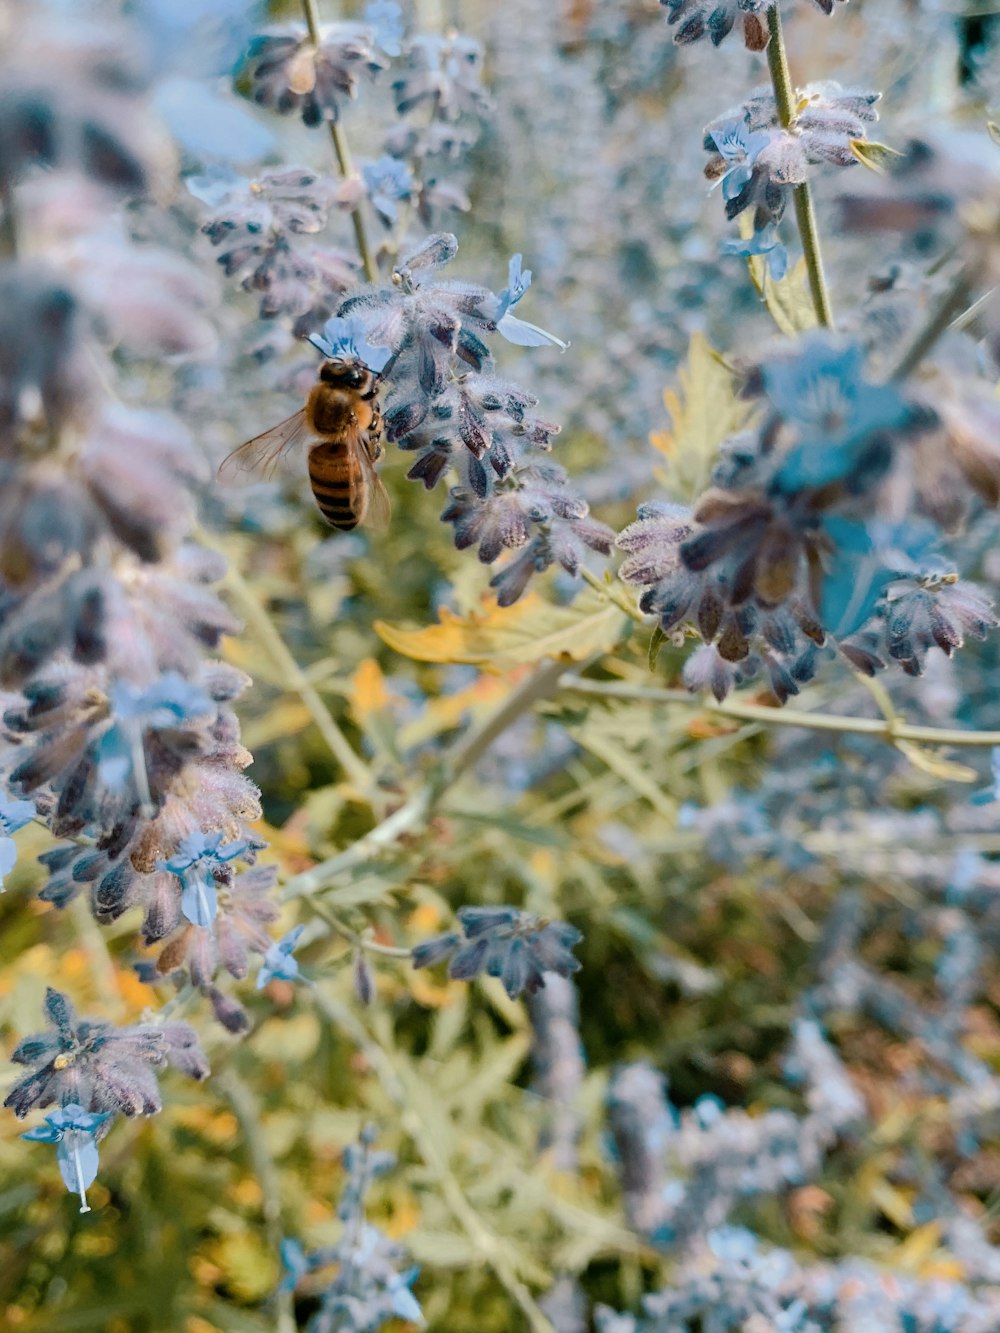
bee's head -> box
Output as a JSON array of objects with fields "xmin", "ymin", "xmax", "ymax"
[{"xmin": 320, "ymin": 358, "xmax": 367, "ymax": 389}]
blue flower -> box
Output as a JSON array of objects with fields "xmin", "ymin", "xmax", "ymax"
[
  {"xmin": 161, "ymin": 830, "xmax": 247, "ymax": 928},
  {"xmin": 257, "ymin": 924, "xmax": 306, "ymax": 988},
  {"xmin": 412, "ymin": 906, "xmax": 582, "ymax": 999},
  {"xmin": 96, "ymin": 673, "xmax": 213, "ymax": 795},
  {"xmin": 0, "ymin": 788, "xmax": 36, "ymax": 892},
  {"xmin": 365, "ymin": 0, "xmax": 404, "ymax": 58},
  {"xmin": 308, "ymin": 314, "xmax": 393, "ymax": 373},
  {"xmin": 362, "ymin": 154, "xmax": 414, "ymax": 225},
  {"xmin": 720, "ymin": 225, "xmax": 788, "ymax": 281},
  {"xmin": 764, "ymin": 337, "xmax": 914, "ymax": 493},
  {"xmin": 22, "ymin": 1103, "xmax": 113, "ymax": 1214},
  {"xmin": 492, "ymin": 254, "xmax": 568, "ymax": 350},
  {"xmin": 278, "ymin": 1237, "xmax": 309, "ymax": 1293},
  {"xmin": 706, "ymin": 116, "xmax": 773, "ymax": 202}
]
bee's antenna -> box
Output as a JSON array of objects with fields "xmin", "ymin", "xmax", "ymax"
[{"xmin": 306, "ymin": 333, "xmax": 330, "ymax": 356}]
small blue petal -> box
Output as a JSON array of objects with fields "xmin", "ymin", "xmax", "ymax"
[
  {"xmin": 497, "ymin": 313, "xmax": 568, "ymax": 350},
  {"xmin": 181, "ymin": 873, "xmax": 219, "ymax": 927}
]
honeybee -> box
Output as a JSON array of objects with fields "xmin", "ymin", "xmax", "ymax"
[{"xmin": 219, "ymin": 318, "xmax": 392, "ymax": 532}]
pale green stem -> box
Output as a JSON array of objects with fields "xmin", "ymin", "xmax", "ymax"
[
  {"xmin": 766, "ymin": 6, "xmax": 833, "ymax": 328},
  {"xmin": 557, "ymin": 674, "xmax": 1000, "ymax": 748},
  {"xmin": 282, "ymin": 658, "xmax": 567, "ymax": 900},
  {"xmin": 580, "ymin": 565, "xmax": 644, "ymax": 621},
  {"xmin": 70, "ymin": 898, "xmax": 126, "ymax": 1022},
  {"xmin": 888, "ymin": 268, "xmax": 974, "ymax": 381},
  {"xmin": 216, "ymin": 1070, "xmax": 295, "ymax": 1333},
  {"xmin": 300, "ymin": 0, "xmax": 379, "ymax": 283},
  {"xmin": 208, "ymin": 542, "xmax": 375, "ymax": 797},
  {"xmin": 0, "ymin": 184, "xmax": 17, "ymax": 259}
]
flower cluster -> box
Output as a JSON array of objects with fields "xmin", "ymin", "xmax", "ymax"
[
  {"xmin": 0, "ymin": 15, "xmax": 277, "ymax": 1035},
  {"xmin": 337, "ymin": 235, "xmax": 614, "ymax": 602},
  {"xmin": 9, "ymin": 988, "xmax": 207, "ymax": 1212},
  {"xmin": 280, "ymin": 1126, "xmax": 423, "ymax": 1331},
  {"xmin": 618, "ymin": 334, "xmax": 998, "ymax": 700},
  {"xmin": 384, "ymin": 32, "xmax": 492, "ymax": 223},
  {"xmin": 412, "ymin": 904, "xmax": 583, "ymax": 999},
  {"xmin": 607, "ymin": 1016, "xmax": 861, "ymax": 1252},
  {"xmin": 190, "ymin": 166, "xmax": 358, "ymax": 326},
  {"xmin": 244, "ymin": 8, "xmax": 397, "ymax": 128},
  {"xmin": 661, "ymin": 0, "xmax": 847, "ymax": 50},
  {"xmin": 705, "ymin": 83, "xmax": 879, "ymax": 266}
]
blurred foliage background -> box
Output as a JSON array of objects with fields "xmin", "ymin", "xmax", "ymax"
[{"xmin": 3, "ymin": 0, "xmax": 1000, "ymax": 1330}]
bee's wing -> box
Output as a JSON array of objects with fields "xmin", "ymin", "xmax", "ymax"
[
  {"xmin": 356, "ymin": 431, "xmax": 392, "ymax": 533},
  {"xmin": 217, "ymin": 409, "xmax": 314, "ymax": 484}
]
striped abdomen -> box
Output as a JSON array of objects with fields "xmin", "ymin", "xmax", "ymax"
[{"xmin": 308, "ymin": 439, "xmax": 370, "ymax": 530}]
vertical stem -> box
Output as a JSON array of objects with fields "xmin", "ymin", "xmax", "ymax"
[
  {"xmin": 0, "ymin": 184, "xmax": 18, "ymax": 259},
  {"xmin": 300, "ymin": 0, "xmax": 379, "ymax": 283},
  {"xmin": 765, "ymin": 5, "xmax": 834, "ymax": 329}
]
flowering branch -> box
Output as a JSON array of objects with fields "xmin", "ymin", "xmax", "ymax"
[
  {"xmin": 300, "ymin": 0, "xmax": 379, "ymax": 282},
  {"xmin": 765, "ymin": 5, "xmax": 833, "ymax": 327},
  {"xmin": 557, "ymin": 674, "xmax": 1000, "ymax": 750}
]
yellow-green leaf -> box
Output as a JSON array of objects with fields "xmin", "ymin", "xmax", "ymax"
[
  {"xmin": 374, "ymin": 587, "xmax": 627, "ymax": 669},
  {"xmin": 849, "ymin": 138, "xmax": 904, "ymax": 173},
  {"xmin": 650, "ymin": 331, "xmax": 749, "ymax": 501}
]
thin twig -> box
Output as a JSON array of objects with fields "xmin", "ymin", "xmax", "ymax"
[
  {"xmin": 557, "ymin": 674, "xmax": 1000, "ymax": 749},
  {"xmin": 282, "ymin": 658, "xmax": 567, "ymax": 900},
  {"xmin": 0, "ymin": 185, "xmax": 17, "ymax": 259},
  {"xmin": 216, "ymin": 1070, "xmax": 296, "ymax": 1333},
  {"xmin": 888, "ymin": 268, "xmax": 974, "ymax": 381},
  {"xmin": 300, "ymin": 0, "xmax": 379, "ymax": 283},
  {"xmin": 765, "ymin": 6, "xmax": 833, "ymax": 328},
  {"xmin": 580, "ymin": 565, "xmax": 644, "ymax": 621},
  {"xmin": 208, "ymin": 541, "xmax": 376, "ymax": 796}
]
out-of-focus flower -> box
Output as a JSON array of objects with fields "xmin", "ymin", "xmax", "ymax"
[
  {"xmin": 662, "ymin": 0, "xmax": 847, "ymax": 49},
  {"xmin": 244, "ymin": 20, "xmax": 390, "ymax": 127},
  {"xmin": 392, "ymin": 33, "xmax": 491, "ymax": 120},
  {"xmin": 362, "ymin": 154, "xmax": 413, "ymax": 226},
  {"xmin": 0, "ymin": 788, "xmax": 35, "ymax": 890},
  {"xmin": 257, "ymin": 924, "xmax": 306, "ymax": 989},
  {"xmin": 281, "ymin": 1128, "xmax": 425, "ymax": 1329},
  {"xmin": 412, "ymin": 906, "xmax": 582, "ymax": 999}
]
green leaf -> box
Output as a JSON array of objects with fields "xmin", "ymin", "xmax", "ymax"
[
  {"xmin": 375, "ymin": 586, "xmax": 627, "ymax": 669},
  {"xmin": 648, "ymin": 624, "xmax": 667, "ymax": 670},
  {"xmin": 650, "ymin": 331, "xmax": 750, "ymax": 501},
  {"xmin": 849, "ymin": 138, "xmax": 904, "ymax": 173}
]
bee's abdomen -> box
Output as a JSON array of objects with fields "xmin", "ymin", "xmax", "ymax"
[{"xmin": 308, "ymin": 441, "xmax": 367, "ymax": 530}]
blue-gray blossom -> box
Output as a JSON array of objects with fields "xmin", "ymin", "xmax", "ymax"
[
  {"xmin": 257, "ymin": 924, "xmax": 306, "ymax": 988},
  {"xmin": 22, "ymin": 1102, "xmax": 113, "ymax": 1214},
  {"xmin": 0, "ymin": 788, "xmax": 35, "ymax": 890}
]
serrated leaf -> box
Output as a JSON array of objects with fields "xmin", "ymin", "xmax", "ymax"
[
  {"xmin": 753, "ymin": 256, "xmax": 818, "ymax": 336},
  {"xmin": 849, "ymin": 138, "xmax": 904, "ymax": 173},
  {"xmin": 650, "ymin": 332, "xmax": 749, "ymax": 501},
  {"xmin": 375, "ymin": 588, "xmax": 627, "ymax": 669}
]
